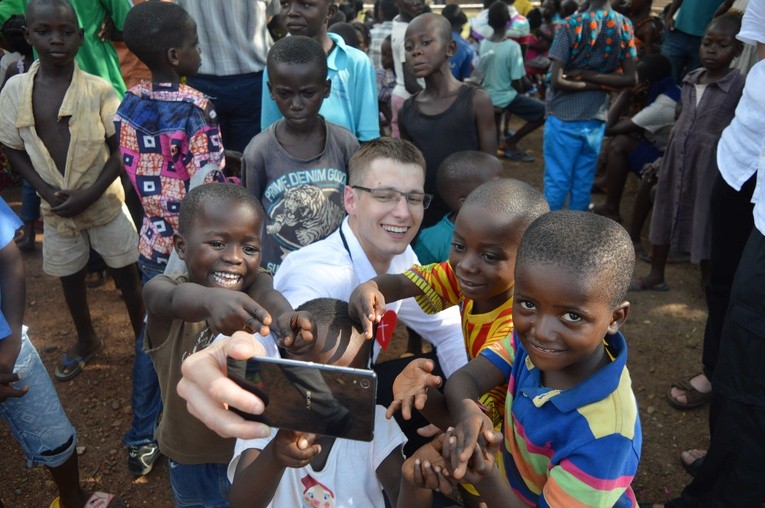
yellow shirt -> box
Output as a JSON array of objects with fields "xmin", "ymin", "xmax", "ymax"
[
  {"xmin": 0, "ymin": 60, "xmax": 124, "ymax": 236},
  {"xmin": 515, "ymin": 0, "xmax": 534, "ymax": 15}
]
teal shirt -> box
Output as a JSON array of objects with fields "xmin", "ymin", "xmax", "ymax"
[
  {"xmin": 0, "ymin": 0, "xmax": 130, "ymax": 96},
  {"xmin": 675, "ymin": 0, "xmax": 725, "ymax": 37},
  {"xmin": 479, "ymin": 38, "xmax": 526, "ymax": 109},
  {"xmin": 413, "ymin": 213, "xmax": 455, "ymax": 265}
]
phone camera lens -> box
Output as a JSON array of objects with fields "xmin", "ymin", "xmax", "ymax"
[{"xmin": 360, "ymin": 379, "xmax": 370, "ymax": 389}]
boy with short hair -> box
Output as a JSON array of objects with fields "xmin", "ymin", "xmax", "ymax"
[
  {"xmin": 143, "ymin": 182, "xmax": 314, "ymax": 505},
  {"xmin": 480, "ymin": 1, "xmax": 546, "ymax": 162},
  {"xmin": 260, "ymin": 0, "xmax": 379, "ymax": 141},
  {"xmin": 390, "ymin": 0, "xmax": 425, "ymax": 138},
  {"xmin": 0, "ymin": 0, "xmax": 145, "ymax": 382},
  {"xmin": 115, "ymin": 1, "xmax": 229, "ymax": 475},
  {"xmin": 442, "ymin": 211, "xmax": 641, "ymax": 507},
  {"xmin": 243, "ymin": 35, "xmax": 359, "ymax": 274},
  {"xmin": 399, "ymin": 13, "xmax": 498, "ymax": 227},
  {"xmin": 228, "ymin": 297, "xmax": 415, "ymax": 508},
  {"xmin": 413, "ymin": 151, "xmax": 503, "ymax": 265},
  {"xmin": 544, "ymin": 0, "xmax": 638, "ymax": 211}
]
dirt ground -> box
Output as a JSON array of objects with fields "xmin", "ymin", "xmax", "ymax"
[{"xmin": 0, "ymin": 123, "xmax": 710, "ymax": 507}]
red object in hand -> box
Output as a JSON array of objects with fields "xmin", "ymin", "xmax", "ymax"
[{"xmin": 375, "ymin": 310, "xmax": 397, "ymax": 351}]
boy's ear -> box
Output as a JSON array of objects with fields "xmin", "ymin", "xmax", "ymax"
[
  {"xmin": 446, "ymin": 38, "xmax": 457, "ymax": 57},
  {"xmin": 326, "ymin": 2, "xmax": 338, "ymax": 24},
  {"xmin": 343, "ymin": 185, "xmax": 356, "ymax": 215},
  {"xmin": 735, "ymin": 40, "xmax": 744, "ymax": 57},
  {"xmin": 323, "ymin": 79, "xmax": 332, "ymax": 98},
  {"xmin": 606, "ymin": 301, "xmax": 630, "ymax": 335},
  {"xmin": 167, "ymin": 47, "xmax": 180, "ymax": 67},
  {"xmin": 22, "ymin": 26, "xmax": 31, "ymax": 46},
  {"xmin": 266, "ymin": 80, "xmax": 275, "ymax": 99},
  {"xmin": 173, "ymin": 233, "xmax": 187, "ymax": 261},
  {"xmin": 78, "ymin": 28, "xmax": 84, "ymax": 47}
]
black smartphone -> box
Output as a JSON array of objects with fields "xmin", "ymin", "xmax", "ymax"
[{"xmin": 227, "ymin": 356, "xmax": 378, "ymax": 442}]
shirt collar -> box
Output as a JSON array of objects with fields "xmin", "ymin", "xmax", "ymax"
[
  {"xmin": 683, "ymin": 67, "xmax": 741, "ymax": 94},
  {"xmin": 16, "ymin": 60, "xmax": 83, "ymax": 128},
  {"xmin": 517, "ymin": 331, "xmax": 629, "ymax": 413},
  {"xmin": 327, "ymin": 32, "xmax": 349, "ymax": 72}
]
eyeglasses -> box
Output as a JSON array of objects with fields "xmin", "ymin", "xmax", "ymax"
[{"xmin": 352, "ymin": 186, "xmax": 432, "ymax": 209}]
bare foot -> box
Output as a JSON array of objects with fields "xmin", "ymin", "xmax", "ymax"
[
  {"xmin": 681, "ymin": 448, "xmax": 707, "ymax": 467},
  {"xmin": 669, "ymin": 373, "xmax": 711, "ymax": 406}
]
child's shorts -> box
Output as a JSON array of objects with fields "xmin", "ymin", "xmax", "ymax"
[
  {"xmin": 42, "ymin": 204, "xmax": 139, "ymax": 277},
  {"xmin": 0, "ymin": 327, "xmax": 77, "ymax": 468},
  {"xmin": 627, "ymin": 140, "xmax": 662, "ymax": 176}
]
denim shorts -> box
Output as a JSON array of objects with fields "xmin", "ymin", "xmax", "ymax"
[
  {"xmin": 0, "ymin": 327, "xmax": 77, "ymax": 468},
  {"xmin": 168, "ymin": 459, "xmax": 231, "ymax": 508}
]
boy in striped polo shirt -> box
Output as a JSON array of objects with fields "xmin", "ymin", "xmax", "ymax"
[{"xmin": 443, "ymin": 211, "xmax": 641, "ymax": 507}]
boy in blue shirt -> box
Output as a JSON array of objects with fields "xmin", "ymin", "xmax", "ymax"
[{"xmin": 543, "ymin": 0, "xmax": 637, "ymax": 211}]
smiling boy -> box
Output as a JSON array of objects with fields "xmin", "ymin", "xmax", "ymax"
[
  {"xmin": 443, "ymin": 211, "xmax": 641, "ymax": 507},
  {"xmin": 143, "ymin": 183, "xmax": 314, "ymax": 505}
]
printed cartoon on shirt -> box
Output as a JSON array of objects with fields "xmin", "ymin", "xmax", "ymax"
[
  {"xmin": 301, "ymin": 474, "xmax": 335, "ymax": 508},
  {"xmin": 263, "ymin": 167, "xmax": 346, "ymax": 256}
]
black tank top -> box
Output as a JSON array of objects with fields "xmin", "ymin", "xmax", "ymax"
[{"xmin": 400, "ymin": 84, "xmax": 479, "ymax": 228}]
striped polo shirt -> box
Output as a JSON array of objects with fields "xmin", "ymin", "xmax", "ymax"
[{"xmin": 482, "ymin": 331, "xmax": 641, "ymax": 507}]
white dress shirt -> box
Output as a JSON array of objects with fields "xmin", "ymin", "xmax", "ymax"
[{"xmin": 274, "ymin": 218, "xmax": 469, "ymax": 377}]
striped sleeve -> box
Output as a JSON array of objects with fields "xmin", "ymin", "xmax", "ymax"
[
  {"xmin": 479, "ymin": 332, "xmax": 515, "ymax": 379},
  {"xmin": 403, "ymin": 261, "xmax": 461, "ymax": 314}
]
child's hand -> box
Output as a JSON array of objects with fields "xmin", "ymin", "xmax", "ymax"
[
  {"xmin": 0, "ymin": 372, "xmax": 28, "ymax": 402},
  {"xmin": 402, "ymin": 434, "xmax": 454, "ymax": 494},
  {"xmin": 50, "ymin": 189, "xmax": 95, "ymax": 218},
  {"xmin": 565, "ymin": 69, "xmax": 597, "ymax": 82},
  {"xmin": 348, "ymin": 281, "xmax": 386, "ymax": 339},
  {"xmin": 640, "ymin": 159, "xmax": 661, "ymax": 182},
  {"xmin": 270, "ymin": 430, "xmax": 321, "ymax": 468},
  {"xmin": 223, "ymin": 150, "xmax": 243, "ymax": 180},
  {"xmin": 445, "ymin": 427, "xmax": 502, "ymax": 485},
  {"xmin": 207, "ymin": 290, "xmax": 272, "ymax": 337},
  {"xmin": 274, "ymin": 311, "xmax": 316, "ymax": 355},
  {"xmin": 386, "ymin": 358, "xmax": 443, "ymax": 420},
  {"xmin": 442, "ymin": 408, "xmax": 495, "ymax": 481}
]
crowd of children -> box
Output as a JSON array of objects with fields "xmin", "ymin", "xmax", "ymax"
[{"xmin": 1, "ymin": 0, "xmax": 765, "ymax": 506}]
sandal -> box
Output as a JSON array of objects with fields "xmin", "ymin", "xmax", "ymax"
[
  {"xmin": 666, "ymin": 376, "xmax": 712, "ymax": 410},
  {"xmin": 50, "ymin": 492, "xmax": 118, "ymax": 508},
  {"xmin": 54, "ymin": 340, "xmax": 104, "ymax": 382},
  {"xmin": 629, "ymin": 277, "xmax": 669, "ymax": 292},
  {"xmin": 680, "ymin": 449, "xmax": 707, "ymax": 477}
]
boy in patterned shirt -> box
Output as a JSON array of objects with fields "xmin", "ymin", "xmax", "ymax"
[
  {"xmin": 442, "ymin": 212, "xmax": 641, "ymax": 507},
  {"xmin": 543, "ymin": 0, "xmax": 637, "ymax": 211},
  {"xmin": 113, "ymin": 1, "xmax": 227, "ymax": 476}
]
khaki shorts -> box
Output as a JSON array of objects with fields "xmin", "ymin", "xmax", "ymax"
[{"xmin": 42, "ymin": 204, "xmax": 139, "ymax": 277}]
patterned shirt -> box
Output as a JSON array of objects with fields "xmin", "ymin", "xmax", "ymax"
[
  {"xmin": 481, "ymin": 331, "xmax": 641, "ymax": 507},
  {"xmin": 114, "ymin": 82, "xmax": 225, "ymax": 265},
  {"xmin": 404, "ymin": 261, "xmax": 513, "ymax": 427},
  {"xmin": 547, "ymin": 9, "xmax": 636, "ymax": 121}
]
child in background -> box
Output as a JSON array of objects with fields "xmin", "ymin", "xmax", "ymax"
[
  {"xmin": 143, "ymin": 183, "xmax": 313, "ymax": 506},
  {"xmin": 470, "ymin": 0, "xmax": 531, "ymax": 44},
  {"xmin": 1, "ymin": 14, "xmax": 37, "ymax": 253},
  {"xmin": 0, "ymin": 196, "xmax": 122, "ymax": 508},
  {"xmin": 625, "ymin": 0, "xmax": 663, "ymax": 56},
  {"xmin": 115, "ymin": 1, "xmax": 227, "ymax": 476},
  {"xmin": 390, "ymin": 0, "xmax": 425, "ymax": 138},
  {"xmin": 243, "ymin": 36, "xmax": 359, "ymax": 274},
  {"xmin": 480, "ymin": 2, "xmax": 546, "ymax": 162},
  {"xmin": 543, "ymin": 0, "xmax": 637, "ymax": 211},
  {"xmin": 228, "ymin": 298, "xmax": 410, "ymax": 508},
  {"xmin": 442, "ymin": 4, "xmax": 475, "ymax": 81},
  {"xmin": 377, "ymin": 35, "xmax": 396, "ymax": 135},
  {"xmin": 261, "ymin": 0, "xmax": 379, "ymax": 141},
  {"xmin": 631, "ymin": 14, "xmax": 744, "ymax": 292},
  {"xmin": 442, "ymin": 211, "xmax": 641, "ymax": 507},
  {"xmin": 399, "ymin": 13, "xmax": 497, "ymax": 227},
  {"xmin": 0, "ymin": 0, "xmax": 145, "ymax": 383},
  {"xmin": 413, "ymin": 151, "xmax": 503, "ymax": 265}
]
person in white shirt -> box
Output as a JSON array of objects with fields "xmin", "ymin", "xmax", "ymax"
[{"xmin": 649, "ymin": 1, "xmax": 765, "ymax": 506}]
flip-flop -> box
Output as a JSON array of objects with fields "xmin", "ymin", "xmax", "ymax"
[
  {"xmin": 54, "ymin": 340, "xmax": 103, "ymax": 382},
  {"xmin": 666, "ymin": 377, "xmax": 712, "ymax": 410},
  {"xmin": 51, "ymin": 491, "xmax": 117, "ymax": 508},
  {"xmin": 629, "ymin": 278, "xmax": 669, "ymax": 292},
  {"xmin": 681, "ymin": 451, "xmax": 706, "ymax": 477}
]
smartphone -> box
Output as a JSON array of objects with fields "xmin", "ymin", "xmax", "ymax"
[{"xmin": 227, "ymin": 356, "xmax": 378, "ymax": 442}]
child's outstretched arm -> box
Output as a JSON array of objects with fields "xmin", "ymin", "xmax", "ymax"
[
  {"xmin": 0, "ymin": 236, "xmax": 24, "ymax": 377},
  {"xmin": 230, "ymin": 431, "xmax": 322, "ymax": 508},
  {"xmin": 443, "ymin": 356, "xmax": 506, "ymax": 480},
  {"xmin": 386, "ymin": 358, "xmax": 450, "ymax": 429},
  {"xmin": 246, "ymin": 271, "xmax": 316, "ymax": 354},
  {"xmin": 398, "ymin": 434, "xmax": 450, "ymax": 507},
  {"xmin": 349, "ymin": 274, "xmax": 422, "ymax": 338},
  {"xmin": 49, "ymin": 135, "xmax": 123, "ymax": 218}
]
